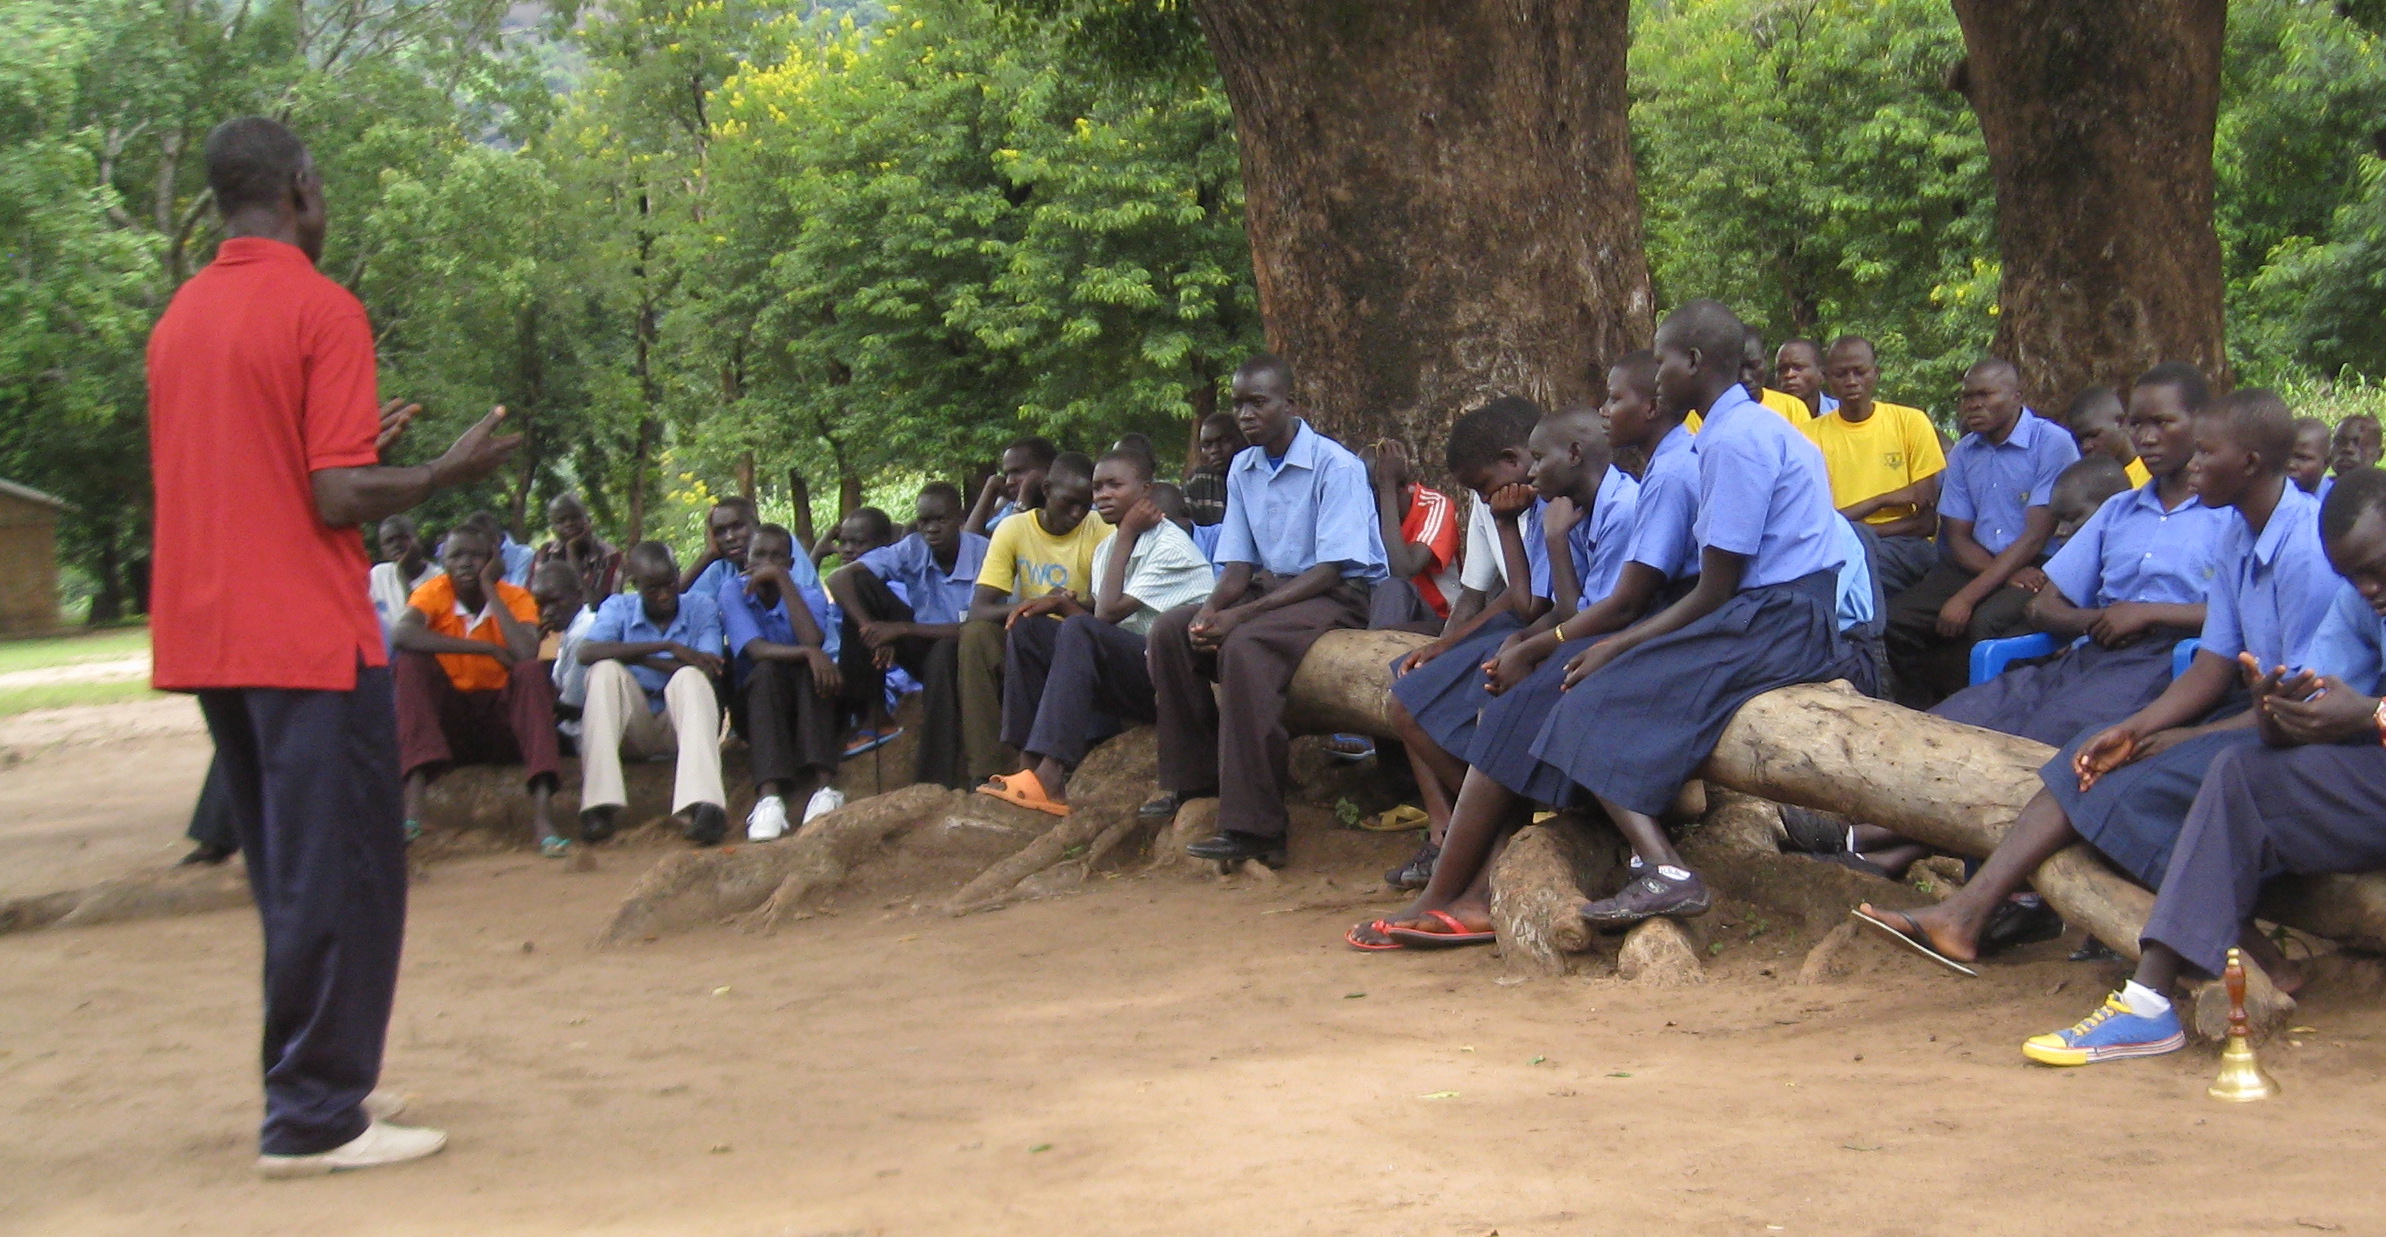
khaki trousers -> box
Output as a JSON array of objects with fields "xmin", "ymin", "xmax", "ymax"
[{"xmin": 580, "ymin": 661, "xmax": 725, "ymax": 813}]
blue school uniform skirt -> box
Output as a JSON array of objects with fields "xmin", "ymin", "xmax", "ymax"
[
  {"xmin": 1930, "ymin": 635, "xmax": 2186, "ymax": 749},
  {"xmin": 1462, "ymin": 634, "xmax": 1604, "ymax": 806},
  {"xmin": 2040, "ymin": 699, "xmax": 2258, "ymax": 889},
  {"xmin": 1387, "ymin": 612, "xmax": 1523, "ymax": 757},
  {"xmin": 1529, "ymin": 571, "xmax": 1861, "ymax": 818}
]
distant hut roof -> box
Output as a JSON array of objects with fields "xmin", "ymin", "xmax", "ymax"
[{"xmin": 0, "ymin": 480, "xmax": 69, "ymax": 511}]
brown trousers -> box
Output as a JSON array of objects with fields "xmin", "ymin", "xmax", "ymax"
[
  {"xmin": 393, "ymin": 651, "xmax": 561, "ymax": 786},
  {"xmin": 1147, "ymin": 574, "xmax": 1369, "ymax": 839}
]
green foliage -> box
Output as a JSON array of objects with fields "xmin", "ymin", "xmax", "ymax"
[{"xmin": 1631, "ymin": 0, "xmax": 1992, "ymax": 419}]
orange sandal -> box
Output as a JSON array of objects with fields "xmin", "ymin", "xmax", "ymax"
[{"xmin": 974, "ymin": 770, "xmax": 1073, "ymax": 817}]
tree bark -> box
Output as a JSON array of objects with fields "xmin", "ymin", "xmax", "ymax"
[
  {"xmin": 1949, "ymin": 0, "xmax": 2231, "ymax": 408},
  {"xmin": 1190, "ymin": 1, "xmax": 1651, "ymax": 459}
]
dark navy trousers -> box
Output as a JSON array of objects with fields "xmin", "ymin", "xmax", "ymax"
[{"xmin": 197, "ymin": 662, "xmax": 407, "ymax": 1156}]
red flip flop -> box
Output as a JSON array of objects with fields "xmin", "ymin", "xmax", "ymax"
[
  {"xmin": 1382, "ymin": 909, "xmax": 1497, "ymax": 948},
  {"xmin": 1346, "ymin": 920, "xmax": 1405, "ymax": 951},
  {"xmin": 974, "ymin": 771, "xmax": 1072, "ymax": 817}
]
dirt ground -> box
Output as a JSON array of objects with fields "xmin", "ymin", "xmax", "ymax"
[{"xmin": 5, "ymin": 711, "xmax": 2386, "ymax": 1236}]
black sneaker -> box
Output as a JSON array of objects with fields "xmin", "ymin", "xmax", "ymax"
[
  {"xmin": 1186, "ymin": 830, "xmax": 1286, "ymax": 869},
  {"xmin": 2070, "ymin": 935, "xmax": 2122, "ymax": 963},
  {"xmin": 1385, "ymin": 840, "xmax": 1440, "ymax": 891},
  {"xmin": 682, "ymin": 803, "xmax": 728, "ymax": 846},
  {"xmin": 1979, "ymin": 895, "xmax": 2064, "ymax": 956},
  {"xmin": 1138, "ymin": 791, "xmax": 1186, "ymax": 821},
  {"xmin": 1580, "ymin": 866, "xmax": 1712, "ymax": 927},
  {"xmin": 579, "ymin": 805, "xmax": 619, "ymax": 844}
]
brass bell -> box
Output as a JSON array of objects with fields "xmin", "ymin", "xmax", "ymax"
[{"xmin": 2208, "ymin": 948, "xmax": 2280, "ymax": 1103}]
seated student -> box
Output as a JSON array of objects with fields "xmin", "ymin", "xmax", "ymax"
[
  {"xmin": 2063, "ymin": 386, "xmax": 2152, "ymax": 489},
  {"xmin": 1354, "ymin": 306, "xmax": 1866, "ymax": 944},
  {"xmin": 2288, "ymin": 416, "xmax": 2332, "ymax": 496},
  {"xmin": 1853, "ymin": 391, "xmax": 2337, "ymax": 1004},
  {"xmin": 1884, "ymin": 358, "xmax": 2080, "ymax": 706},
  {"xmin": 721, "ymin": 524, "xmax": 855, "ymax": 840},
  {"xmin": 577, "ymin": 541, "xmax": 730, "ymax": 846},
  {"xmin": 827, "ymin": 482, "xmax": 991, "ymax": 787},
  {"xmin": 455, "ymin": 510, "xmax": 534, "ymax": 586},
  {"xmin": 532, "ymin": 492, "xmax": 622, "ymax": 601},
  {"xmin": 530, "ymin": 561, "xmax": 596, "ymax": 752},
  {"xmin": 809, "ymin": 506, "xmax": 894, "ymax": 569},
  {"xmin": 957, "ymin": 452, "xmax": 1111, "ymax": 785},
  {"xmin": 390, "ymin": 524, "xmax": 563, "ymax": 854},
  {"xmin": 1370, "ymin": 381, "xmax": 1652, "ymax": 911},
  {"xmin": 1149, "ymin": 481, "xmax": 1193, "ymax": 530},
  {"xmin": 1363, "ymin": 438, "xmax": 1463, "ymax": 634},
  {"xmin": 965, "ymin": 436, "xmax": 1056, "ymax": 537},
  {"xmin": 1801, "ymin": 335, "xmax": 1948, "ymax": 600},
  {"xmin": 368, "ymin": 515, "xmax": 438, "ymax": 642},
  {"xmin": 2042, "ymin": 472, "xmax": 2386, "ymax": 1065},
  {"xmin": 1773, "ymin": 337, "xmax": 1839, "ymax": 419},
  {"xmin": 678, "ymin": 495, "xmax": 757, "ymax": 598},
  {"xmin": 2326, "ymin": 412, "xmax": 2381, "ymax": 500},
  {"xmin": 1111, "ymin": 432, "xmax": 1157, "ymax": 471},
  {"xmin": 2044, "ymin": 455, "xmax": 2134, "ymax": 554},
  {"xmin": 1181, "ymin": 412, "xmax": 1240, "ymax": 527},
  {"xmin": 1745, "ymin": 325, "xmax": 1814, "ymax": 426},
  {"xmin": 977, "ymin": 450, "xmax": 1215, "ymax": 813},
  {"xmin": 1146, "ymin": 353, "xmax": 1388, "ymax": 867}
]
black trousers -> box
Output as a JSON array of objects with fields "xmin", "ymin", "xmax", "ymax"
[
  {"xmin": 837, "ymin": 571, "xmax": 967, "ymax": 789},
  {"xmin": 1883, "ymin": 561, "xmax": 2037, "ymax": 707},
  {"xmin": 196, "ymin": 662, "xmax": 407, "ymax": 1156},
  {"xmin": 1001, "ymin": 612, "xmax": 1152, "ymax": 769},
  {"xmin": 1366, "ymin": 578, "xmax": 1443, "ymax": 635},
  {"xmin": 734, "ymin": 658, "xmax": 861, "ymax": 789},
  {"xmin": 186, "ymin": 753, "xmax": 238, "ymax": 852}
]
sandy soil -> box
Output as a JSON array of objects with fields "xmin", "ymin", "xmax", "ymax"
[
  {"xmin": 0, "ymin": 697, "xmax": 210, "ymax": 900},
  {"xmin": 5, "ymin": 832, "xmax": 2386, "ymax": 1236}
]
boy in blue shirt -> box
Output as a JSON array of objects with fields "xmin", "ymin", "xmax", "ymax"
[
  {"xmin": 676, "ymin": 496, "xmax": 758, "ymax": 599},
  {"xmin": 1856, "ymin": 392, "xmax": 2338, "ymax": 1018},
  {"xmin": 827, "ymin": 482, "xmax": 991, "ymax": 788},
  {"xmin": 721, "ymin": 524, "xmax": 855, "ymax": 841},
  {"xmin": 577, "ymin": 541, "xmax": 730, "ymax": 846},
  {"xmin": 1884, "ymin": 360, "xmax": 2080, "ymax": 705},
  {"xmin": 1145, "ymin": 354, "xmax": 1387, "ymax": 869}
]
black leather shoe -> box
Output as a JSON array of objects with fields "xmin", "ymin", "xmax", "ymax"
[
  {"xmin": 579, "ymin": 805, "xmax": 620, "ymax": 843},
  {"xmin": 178, "ymin": 842, "xmax": 236, "ymax": 866},
  {"xmin": 682, "ymin": 803, "xmax": 728, "ymax": 846},
  {"xmin": 1186, "ymin": 830, "xmax": 1286, "ymax": 868},
  {"xmin": 1979, "ymin": 896, "xmax": 2064, "ymax": 956},
  {"xmin": 1138, "ymin": 791, "xmax": 1185, "ymax": 821}
]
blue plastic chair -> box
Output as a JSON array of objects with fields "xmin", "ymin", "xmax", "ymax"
[
  {"xmin": 1968, "ymin": 633, "xmax": 2056, "ymax": 685},
  {"xmin": 2171, "ymin": 637, "xmax": 2200, "ymax": 680}
]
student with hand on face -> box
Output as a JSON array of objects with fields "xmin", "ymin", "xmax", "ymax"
[
  {"xmin": 976, "ymin": 449, "xmax": 1215, "ymax": 815},
  {"xmin": 1883, "ymin": 357, "xmax": 2079, "ymax": 706},
  {"xmin": 679, "ymin": 496, "xmax": 758, "ymax": 599},
  {"xmin": 812, "ymin": 506, "xmax": 895, "ymax": 570},
  {"xmin": 2288, "ymin": 417, "xmax": 2332, "ymax": 496},
  {"xmin": 1145, "ymin": 353, "xmax": 1387, "ymax": 870},
  {"xmin": 722, "ymin": 524, "xmax": 856, "ymax": 841},
  {"xmin": 1856, "ymin": 391, "xmax": 2338, "ymax": 1042},
  {"xmin": 532, "ymin": 492, "xmax": 621, "ymax": 602},
  {"xmin": 577, "ymin": 541, "xmax": 730, "ymax": 847},
  {"xmin": 368, "ymin": 515, "xmax": 439, "ymax": 642},
  {"xmin": 827, "ymin": 482, "xmax": 992, "ymax": 786},
  {"xmin": 958, "ymin": 452, "xmax": 1111, "ymax": 785},
  {"xmin": 1362, "ymin": 437, "xmax": 1462, "ymax": 634},
  {"xmin": 965, "ymin": 436, "xmax": 1057, "ymax": 537},
  {"xmin": 2065, "ymin": 386, "xmax": 2152, "ymax": 489},
  {"xmin": 1181, "ymin": 412, "xmax": 1241, "ymax": 528},
  {"xmin": 392, "ymin": 525, "xmax": 562, "ymax": 854}
]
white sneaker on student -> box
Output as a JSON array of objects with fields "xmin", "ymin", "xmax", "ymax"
[
  {"xmin": 362, "ymin": 1090, "xmax": 406, "ymax": 1121},
  {"xmin": 802, "ymin": 786, "xmax": 845, "ymax": 825},
  {"xmin": 746, "ymin": 794, "xmax": 789, "ymax": 842},
  {"xmin": 255, "ymin": 1120, "xmax": 448, "ymax": 1179}
]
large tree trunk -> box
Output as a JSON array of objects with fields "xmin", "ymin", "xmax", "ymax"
[
  {"xmin": 1191, "ymin": 1, "xmax": 1652, "ymax": 455},
  {"xmin": 1949, "ymin": 0, "xmax": 2231, "ymax": 408}
]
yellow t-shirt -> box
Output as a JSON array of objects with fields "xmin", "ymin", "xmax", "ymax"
[
  {"xmin": 1800, "ymin": 401, "xmax": 1949, "ymax": 525},
  {"xmin": 1686, "ymin": 388, "xmax": 1812, "ymax": 433},
  {"xmin": 977, "ymin": 508, "xmax": 1114, "ymax": 601},
  {"xmin": 2124, "ymin": 456, "xmax": 2152, "ymax": 488}
]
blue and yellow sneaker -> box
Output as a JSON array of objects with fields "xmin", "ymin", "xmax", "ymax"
[{"xmin": 2022, "ymin": 992, "xmax": 2185, "ymax": 1066}]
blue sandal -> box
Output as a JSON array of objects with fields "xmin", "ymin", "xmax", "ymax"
[{"xmin": 539, "ymin": 835, "xmax": 572, "ymax": 859}]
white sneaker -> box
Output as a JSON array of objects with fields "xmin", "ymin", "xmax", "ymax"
[
  {"xmin": 362, "ymin": 1090, "xmax": 405, "ymax": 1121},
  {"xmin": 746, "ymin": 794, "xmax": 789, "ymax": 842},
  {"xmin": 802, "ymin": 785, "xmax": 845, "ymax": 825},
  {"xmin": 256, "ymin": 1119, "xmax": 448, "ymax": 1179}
]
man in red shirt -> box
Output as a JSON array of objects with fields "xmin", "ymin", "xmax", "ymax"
[
  {"xmin": 1363, "ymin": 438, "xmax": 1462, "ymax": 634},
  {"xmin": 148, "ymin": 117, "xmax": 516, "ymax": 1178}
]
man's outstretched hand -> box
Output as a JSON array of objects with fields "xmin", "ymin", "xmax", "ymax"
[
  {"xmin": 429, "ymin": 407, "xmax": 522, "ymax": 489},
  {"xmin": 375, "ymin": 399, "xmax": 421, "ymax": 455}
]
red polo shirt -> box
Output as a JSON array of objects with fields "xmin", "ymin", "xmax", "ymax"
[{"xmin": 148, "ymin": 237, "xmax": 386, "ymax": 691}]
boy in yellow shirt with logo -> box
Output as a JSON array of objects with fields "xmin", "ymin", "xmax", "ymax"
[{"xmin": 1801, "ymin": 335, "xmax": 1947, "ymax": 598}]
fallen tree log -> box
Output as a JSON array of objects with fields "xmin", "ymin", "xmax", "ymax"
[{"xmin": 1487, "ymin": 812, "xmax": 1624, "ymax": 973}]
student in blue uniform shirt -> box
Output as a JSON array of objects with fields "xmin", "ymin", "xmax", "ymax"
[
  {"xmin": 2008, "ymin": 468, "xmax": 2386, "ymax": 1066},
  {"xmin": 720, "ymin": 524, "xmax": 859, "ymax": 842},
  {"xmin": 1529, "ymin": 302, "xmax": 1871, "ymax": 926},
  {"xmin": 1884, "ymin": 361, "xmax": 2080, "ymax": 705},
  {"xmin": 1144, "ymin": 353, "xmax": 1387, "ymax": 870},
  {"xmin": 1932, "ymin": 364, "xmax": 2233, "ymax": 746},
  {"xmin": 1348, "ymin": 349, "xmax": 1709, "ymax": 948},
  {"xmin": 1371, "ymin": 393, "xmax": 1640, "ymax": 902},
  {"xmin": 1855, "ymin": 391, "xmax": 2339, "ymax": 1001},
  {"xmin": 827, "ymin": 482, "xmax": 991, "ymax": 788},
  {"xmin": 679, "ymin": 496, "xmax": 759, "ymax": 599}
]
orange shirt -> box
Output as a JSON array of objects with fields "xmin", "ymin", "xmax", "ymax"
[
  {"xmin": 407, "ymin": 574, "xmax": 538, "ymax": 692},
  {"xmin": 147, "ymin": 238, "xmax": 385, "ymax": 690}
]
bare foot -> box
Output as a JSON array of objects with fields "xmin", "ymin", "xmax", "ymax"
[{"xmin": 1857, "ymin": 902, "xmax": 1980, "ymax": 965}]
